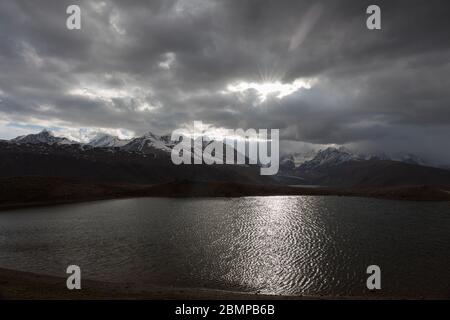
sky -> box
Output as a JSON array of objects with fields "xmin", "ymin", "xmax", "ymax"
[{"xmin": 0, "ymin": 0, "xmax": 450, "ymax": 163}]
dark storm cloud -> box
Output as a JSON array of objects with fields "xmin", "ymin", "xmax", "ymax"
[{"xmin": 0, "ymin": 0, "xmax": 450, "ymax": 161}]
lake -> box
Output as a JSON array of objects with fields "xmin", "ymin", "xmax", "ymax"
[{"xmin": 0, "ymin": 196, "xmax": 449, "ymax": 297}]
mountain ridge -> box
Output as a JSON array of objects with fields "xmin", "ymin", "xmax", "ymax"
[
  {"xmin": 5, "ymin": 129, "xmax": 450, "ymax": 190},
  {"xmin": 11, "ymin": 129, "xmax": 77, "ymax": 146},
  {"xmin": 88, "ymin": 133, "xmax": 129, "ymax": 148},
  {"xmin": 11, "ymin": 130, "xmax": 436, "ymax": 168}
]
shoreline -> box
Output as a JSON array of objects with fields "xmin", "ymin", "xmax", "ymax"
[
  {"xmin": 0, "ymin": 267, "xmax": 318, "ymax": 300},
  {"xmin": 1, "ymin": 192, "xmax": 448, "ymax": 213},
  {"xmin": 0, "ymin": 267, "xmax": 437, "ymax": 300},
  {"xmin": 1, "ymin": 177, "xmax": 449, "ymax": 212}
]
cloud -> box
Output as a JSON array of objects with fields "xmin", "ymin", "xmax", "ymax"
[{"xmin": 0, "ymin": 0, "xmax": 450, "ymax": 163}]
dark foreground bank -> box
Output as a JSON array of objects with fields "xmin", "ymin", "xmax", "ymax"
[
  {"xmin": 0, "ymin": 267, "xmax": 322, "ymax": 300},
  {"xmin": 0, "ymin": 268, "xmax": 428, "ymax": 300},
  {"xmin": 1, "ymin": 176, "xmax": 449, "ymax": 211}
]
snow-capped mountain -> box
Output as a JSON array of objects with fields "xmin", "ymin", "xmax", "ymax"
[
  {"xmin": 11, "ymin": 129, "xmax": 77, "ymax": 145},
  {"xmin": 286, "ymin": 147, "xmax": 431, "ymax": 171},
  {"xmin": 122, "ymin": 132, "xmax": 174, "ymax": 153},
  {"xmin": 88, "ymin": 133, "xmax": 129, "ymax": 148},
  {"xmin": 280, "ymin": 150, "xmax": 317, "ymax": 169},
  {"xmin": 8, "ymin": 130, "xmax": 437, "ymax": 170},
  {"xmin": 298, "ymin": 147, "xmax": 362, "ymax": 170},
  {"xmin": 121, "ymin": 132, "xmax": 249, "ymax": 164}
]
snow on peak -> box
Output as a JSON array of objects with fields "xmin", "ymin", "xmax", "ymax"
[
  {"xmin": 295, "ymin": 147, "xmax": 361, "ymax": 170},
  {"xmin": 88, "ymin": 133, "xmax": 129, "ymax": 148},
  {"xmin": 122, "ymin": 131, "xmax": 174, "ymax": 153},
  {"xmin": 11, "ymin": 129, "xmax": 76, "ymax": 145},
  {"xmin": 289, "ymin": 146, "xmax": 430, "ymax": 171}
]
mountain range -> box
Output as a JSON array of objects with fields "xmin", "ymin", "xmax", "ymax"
[
  {"xmin": 0, "ymin": 129, "xmax": 266, "ymax": 185},
  {"xmin": 87, "ymin": 133, "xmax": 129, "ymax": 148},
  {"xmin": 2, "ymin": 129, "xmax": 450, "ymax": 190},
  {"xmin": 7, "ymin": 129, "xmax": 433, "ymax": 167},
  {"xmin": 280, "ymin": 146, "xmax": 428, "ymax": 171},
  {"xmin": 11, "ymin": 129, "xmax": 76, "ymax": 146}
]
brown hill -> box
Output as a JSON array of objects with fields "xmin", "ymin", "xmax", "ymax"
[{"xmin": 297, "ymin": 160, "xmax": 450, "ymax": 188}]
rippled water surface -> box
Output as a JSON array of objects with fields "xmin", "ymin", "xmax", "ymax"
[{"xmin": 0, "ymin": 196, "xmax": 449, "ymax": 297}]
